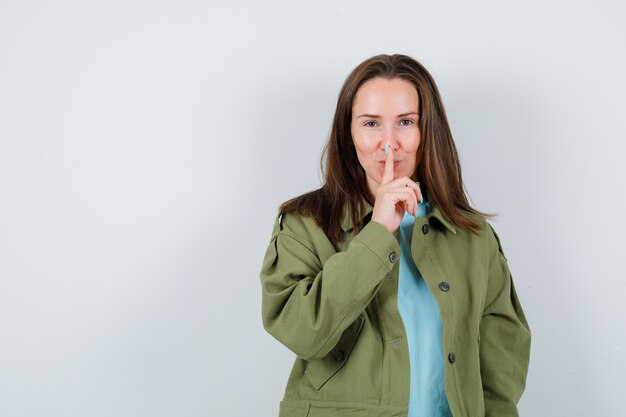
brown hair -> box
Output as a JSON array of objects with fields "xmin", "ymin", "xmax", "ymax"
[{"xmin": 278, "ymin": 53, "xmax": 496, "ymax": 243}]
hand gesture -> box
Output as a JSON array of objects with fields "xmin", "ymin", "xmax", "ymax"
[{"xmin": 370, "ymin": 145, "xmax": 422, "ymax": 233}]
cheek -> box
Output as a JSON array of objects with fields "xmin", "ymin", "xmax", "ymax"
[
  {"xmin": 352, "ymin": 135, "xmax": 377, "ymax": 154},
  {"xmin": 404, "ymin": 128, "xmax": 421, "ymax": 143},
  {"xmin": 405, "ymin": 135, "xmax": 421, "ymax": 154}
]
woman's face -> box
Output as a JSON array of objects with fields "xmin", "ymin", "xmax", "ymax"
[{"xmin": 350, "ymin": 76, "xmax": 421, "ymax": 198}]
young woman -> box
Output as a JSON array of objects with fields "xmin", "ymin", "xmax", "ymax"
[{"xmin": 259, "ymin": 53, "xmax": 531, "ymax": 417}]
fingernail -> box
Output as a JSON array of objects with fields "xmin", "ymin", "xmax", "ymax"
[{"xmin": 385, "ymin": 143, "xmax": 389, "ymax": 154}]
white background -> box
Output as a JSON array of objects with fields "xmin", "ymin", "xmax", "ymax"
[{"xmin": 1, "ymin": 1, "xmax": 624, "ymax": 416}]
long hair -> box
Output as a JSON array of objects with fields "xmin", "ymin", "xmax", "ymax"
[{"xmin": 278, "ymin": 53, "xmax": 496, "ymax": 244}]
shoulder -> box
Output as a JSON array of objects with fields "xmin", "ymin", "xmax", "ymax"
[
  {"xmin": 455, "ymin": 209, "xmax": 507, "ymax": 260},
  {"xmin": 277, "ymin": 210, "xmax": 308, "ymax": 237},
  {"xmin": 484, "ymin": 219, "xmax": 508, "ymax": 262},
  {"xmin": 456, "ymin": 208, "xmax": 492, "ymax": 239},
  {"xmin": 273, "ymin": 189, "xmax": 326, "ymax": 236},
  {"xmin": 273, "ymin": 210, "xmax": 326, "ymax": 254},
  {"xmin": 487, "ymin": 222, "xmax": 506, "ymax": 260}
]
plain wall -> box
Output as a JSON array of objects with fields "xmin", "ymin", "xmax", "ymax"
[{"xmin": 1, "ymin": 0, "xmax": 624, "ymax": 416}]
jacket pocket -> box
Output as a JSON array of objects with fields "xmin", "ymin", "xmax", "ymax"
[{"xmin": 304, "ymin": 314, "xmax": 365, "ymax": 391}]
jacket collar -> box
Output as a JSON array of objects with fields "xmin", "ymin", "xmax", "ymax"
[{"xmin": 340, "ymin": 188, "xmax": 457, "ymax": 235}]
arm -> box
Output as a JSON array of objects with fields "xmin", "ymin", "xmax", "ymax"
[
  {"xmin": 480, "ymin": 223, "xmax": 532, "ymax": 417},
  {"xmin": 259, "ymin": 212, "xmax": 399, "ymax": 361}
]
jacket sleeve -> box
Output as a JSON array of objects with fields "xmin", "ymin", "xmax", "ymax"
[
  {"xmin": 480, "ymin": 223, "xmax": 532, "ymax": 417},
  {"xmin": 259, "ymin": 212, "xmax": 400, "ymax": 361}
]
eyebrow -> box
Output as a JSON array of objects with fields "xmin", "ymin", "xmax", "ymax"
[{"xmin": 356, "ymin": 112, "xmax": 419, "ymax": 119}]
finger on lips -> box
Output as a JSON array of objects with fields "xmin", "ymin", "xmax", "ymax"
[
  {"xmin": 383, "ymin": 142, "xmax": 422, "ymax": 215},
  {"xmin": 382, "ymin": 143, "xmax": 394, "ymax": 184}
]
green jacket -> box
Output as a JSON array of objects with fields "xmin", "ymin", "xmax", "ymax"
[{"xmin": 259, "ymin": 193, "xmax": 531, "ymax": 417}]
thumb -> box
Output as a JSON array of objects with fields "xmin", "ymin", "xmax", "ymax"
[{"xmin": 381, "ymin": 143, "xmax": 395, "ymax": 185}]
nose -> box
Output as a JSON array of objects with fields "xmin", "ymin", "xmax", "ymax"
[
  {"xmin": 381, "ymin": 127, "xmax": 400, "ymax": 152},
  {"xmin": 381, "ymin": 140, "xmax": 400, "ymax": 153}
]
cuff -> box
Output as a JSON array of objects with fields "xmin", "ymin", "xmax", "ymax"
[{"xmin": 352, "ymin": 220, "xmax": 401, "ymax": 272}]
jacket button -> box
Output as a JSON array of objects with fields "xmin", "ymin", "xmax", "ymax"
[
  {"xmin": 448, "ymin": 352, "xmax": 456, "ymax": 363},
  {"xmin": 439, "ymin": 281, "xmax": 450, "ymax": 291},
  {"xmin": 389, "ymin": 251, "xmax": 397, "ymax": 263},
  {"xmin": 422, "ymin": 224, "xmax": 430, "ymax": 234},
  {"xmin": 334, "ymin": 349, "xmax": 345, "ymax": 362}
]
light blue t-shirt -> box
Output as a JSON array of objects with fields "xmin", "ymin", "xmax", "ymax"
[{"xmin": 397, "ymin": 193, "xmax": 453, "ymax": 417}]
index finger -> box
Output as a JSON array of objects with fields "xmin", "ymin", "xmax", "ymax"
[{"xmin": 381, "ymin": 143, "xmax": 394, "ymax": 185}]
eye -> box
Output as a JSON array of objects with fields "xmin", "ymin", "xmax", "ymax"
[
  {"xmin": 400, "ymin": 119, "xmax": 414, "ymax": 126},
  {"xmin": 364, "ymin": 120, "xmax": 378, "ymax": 127}
]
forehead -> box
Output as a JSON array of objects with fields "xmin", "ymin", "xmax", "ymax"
[{"xmin": 352, "ymin": 77, "xmax": 419, "ymax": 111}]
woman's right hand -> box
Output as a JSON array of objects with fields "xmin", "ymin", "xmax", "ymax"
[{"xmin": 370, "ymin": 146, "xmax": 423, "ymax": 233}]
